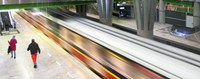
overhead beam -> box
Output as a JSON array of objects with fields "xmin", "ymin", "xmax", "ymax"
[{"xmin": 0, "ymin": 1, "xmax": 95, "ymax": 10}]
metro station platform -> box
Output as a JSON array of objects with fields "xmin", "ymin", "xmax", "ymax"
[
  {"xmin": 0, "ymin": 13, "xmax": 100, "ymax": 79},
  {"xmin": 81, "ymin": 11, "xmax": 200, "ymax": 54}
]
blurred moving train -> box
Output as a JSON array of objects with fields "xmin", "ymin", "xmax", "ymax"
[{"xmin": 17, "ymin": 9, "xmax": 200, "ymax": 79}]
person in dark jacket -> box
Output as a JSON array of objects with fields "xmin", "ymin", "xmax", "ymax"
[{"xmin": 27, "ymin": 39, "xmax": 40, "ymax": 68}]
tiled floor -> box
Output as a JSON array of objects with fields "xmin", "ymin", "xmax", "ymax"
[{"xmin": 0, "ymin": 12, "xmax": 100, "ymax": 79}]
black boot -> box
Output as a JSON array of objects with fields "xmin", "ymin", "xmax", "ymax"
[{"xmin": 33, "ymin": 65, "xmax": 37, "ymax": 68}]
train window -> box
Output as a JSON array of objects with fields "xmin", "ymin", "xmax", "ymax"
[
  {"xmin": 59, "ymin": 27, "xmax": 68, "ymax": 40},
  {"xmin": 65, "ymin": 29, "xmax": 71, "ymax": 41},
  {"xmin": 89, "ymin": 45, "xmax": 107, "ymax": 62},
  {"xmin": 48, "ymin": 20, "xmax": 60, "ymax": 31},
  {"xmin": 96, "ymin": 46, "xmax": 107, "ymax": 57},
  {"xmin": 74, "ymin": 34, "xmax": 82, "ymax": 47},
  {"xmin": 82, "ymin": 39, "xmax": 90, "ymax": 51},
  {"xmin": 67, "ymin": 31, "xmax": 75, "ymax": 43},
  {"xmin": 90, "ymin": 42, "xmax": 97, "ymax": 53}
]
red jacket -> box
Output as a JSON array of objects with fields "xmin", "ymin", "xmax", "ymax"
[{"xmin": 8, "ymin": 38, "xmax": 17, "ymax": 51}]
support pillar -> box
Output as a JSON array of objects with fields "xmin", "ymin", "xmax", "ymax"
[
  {"xmin": 134, "ymin": 0, "xmax": 156, "ymax": 39},
  {"xmin": 193, "ymin": 2, "xmax": 200, "ymax": 28},
  {"xmin": 76, "ymin": 5, "xmax": 87, "ymax": 16},
  {"xmin": 97, "ymin": 0, "xmax": 114, "ymax": 26},
  {"xmin": 159, "ymin": 0, "xmax": 165, "ymax": 24}
]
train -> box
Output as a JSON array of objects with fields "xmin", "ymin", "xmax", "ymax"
[{"xmin": 17, "ymin": 8, "xmax": 200, "ymax": 79}]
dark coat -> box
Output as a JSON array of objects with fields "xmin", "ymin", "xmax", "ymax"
[{"xmin": 27, "ymin": 42, "xmax": 40, "ymax": 54}]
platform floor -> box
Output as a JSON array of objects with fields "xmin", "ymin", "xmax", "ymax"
[{"xmin": 0, "ymin": 13, "xmax": 100, "ymax": 79}]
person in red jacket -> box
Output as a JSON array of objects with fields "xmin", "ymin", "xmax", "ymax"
[
  {"xmin": 8, "ymin": 35, "xmax": 17, "ymax": 59},
  {"xmin": 27, "ymin": 39, "xmax": 41, "ymax": 68}
]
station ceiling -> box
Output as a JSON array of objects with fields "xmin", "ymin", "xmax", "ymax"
[
  {"xmin": 0, "ymin": 0, "xmax": 195, "ymax": 10},
  {"xmin": 0, "ymin": 0, "xmax": 96, "ymax": 10}
]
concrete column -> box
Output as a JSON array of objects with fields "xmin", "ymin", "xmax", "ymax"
[
  {"xmin": 134, "ymin": 0, "xmax": 156, "ymax": 39},
  {"xmin": 97, "ymin": 0, "xmax": 114, "ymax": 26},
  {"xmin": 193, "ymin": 2, "xmax": 200, "ymax": 28},
  {"xmin": 76, "ymin": 5, "xmax": 87, "ymax": 16},
  {"xmin": 159, "ymin": 0, "xmax": 165, "ymax": 24}
]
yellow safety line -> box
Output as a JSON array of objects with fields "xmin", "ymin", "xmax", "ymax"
[{"xmin": 107, "ymin": 51, "xmax": 127, "ymax": 63}]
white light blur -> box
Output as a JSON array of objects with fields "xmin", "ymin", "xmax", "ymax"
[
  {"xmin": 0, "ymin": 9, "xmax": 20, "ymax": 12},
  {"xmin": 2, "ymin": 0, "xmax": 5, "ymax": 4},
  {"xmin": 32, "ymin": 12, "xmax": 44, "ymax": 16}
]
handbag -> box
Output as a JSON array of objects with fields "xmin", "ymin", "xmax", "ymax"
[{"xmin": 7, "ymin": 46, "xmax": 11, "ymax": 55}]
